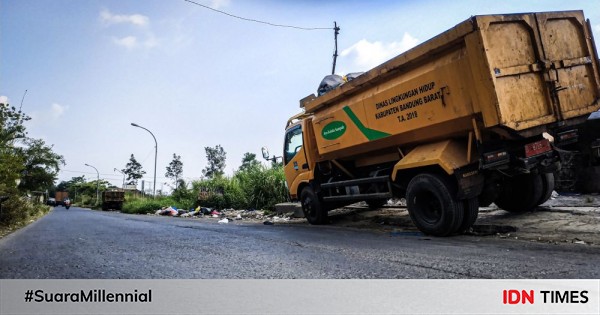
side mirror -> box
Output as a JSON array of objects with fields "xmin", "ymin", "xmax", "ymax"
[{"xmin": 261, "ymin": 147, "xmax": 270, "ymax": 160}]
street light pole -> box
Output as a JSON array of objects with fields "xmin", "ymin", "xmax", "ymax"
[
  {"xmin": 114, "ymin": 168, "xmax": 126, "ymax": 189},
  {"xmin": 131, "ymin": 123, "xmax": 157, "ymax": 198},
  {"xmin": 85, "ymin": 163, "xmax": 100, "ymax": 205}
]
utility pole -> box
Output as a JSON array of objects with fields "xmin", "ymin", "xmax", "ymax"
[{"xmin": 332, "ymin": 21, "xmax": 340, "ymax": 75}]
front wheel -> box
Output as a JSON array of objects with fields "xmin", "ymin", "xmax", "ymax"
[
  {"xmin": 300, "ymin": 186, "xmax": 328, "ymax": 225},
  {"xmin": 406, "ymin": 173, "xmax": 464, "ymax": 236}
]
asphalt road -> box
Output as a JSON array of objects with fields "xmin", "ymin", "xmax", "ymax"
[{"xmin": 1, "ymin": 206, "xmax": 599, "ymax": 279}]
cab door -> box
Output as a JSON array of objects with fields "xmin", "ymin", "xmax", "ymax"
[{"xmin": 283, "ymin": 124, "xmax": 309, "ymax": 197}]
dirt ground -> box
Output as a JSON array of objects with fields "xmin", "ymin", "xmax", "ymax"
[
  {"xmin": 187, "ymin": 193, "xmax": 600, "ymax": 246},
  {"xmin": 326, "ymin": 196, "xmax": 600, "ymax": 246}
]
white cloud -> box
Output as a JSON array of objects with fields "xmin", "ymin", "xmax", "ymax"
[
  {"xmin": 113, "ymin": 36, "xmax": 138, "ymax": 49},
  {"xmin": 210, "ymin": 0, "xmax": 230, "ymax": 9},
  {"xmin": 340, "ymin": 33, "xmax": 419, "ymax": 71},
  {"xmin": 28, "ymin": 103, "xmax": 68, "ymax": 125},
  {"xmin": 111, "ymin": 35, "xmax": 160, "ymax": 50},
  {"xmin": 100, "ymin": 9, "xmax": 149, "ymax": 27},
  {"xmin": 51, "ymin": 103, "xmax": 67, "ymax": 119}
]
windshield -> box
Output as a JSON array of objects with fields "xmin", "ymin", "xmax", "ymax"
[{"xmin": 284, "ymin": 125, "xmax": 303, "ymax": 165}]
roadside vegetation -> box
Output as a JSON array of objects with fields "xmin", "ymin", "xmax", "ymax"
[
  {"xmin": 1, "ymin": 98, "xmax": 288, "ymax": 227},
  {"xmin": 120, "ymin": 164, "xmax": 288, "ymax": 215},
  {"xmin": 56, "ymin": 146, "xmax": 289, "ymax": 216},
  {"xmin": 0, "ymin": 100, "xmax": 61, "ymax": 232}
]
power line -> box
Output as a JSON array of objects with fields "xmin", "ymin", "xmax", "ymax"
[{"xmin": 184, "ymin": 0, "xmax": 332, "ymax": 31}]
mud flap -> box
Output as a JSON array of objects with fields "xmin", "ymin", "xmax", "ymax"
[{"xmin": 454, "ymin": 163, "xmax": 484, "ymax": 200}]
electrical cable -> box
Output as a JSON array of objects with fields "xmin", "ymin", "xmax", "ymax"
[{"xmin": 184, "ymin": 0, "xmax": 332, "ymax": 31}]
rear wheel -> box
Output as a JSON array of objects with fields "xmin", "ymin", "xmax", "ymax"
[
  {"xmin": 301, "ymin": 186, "xmax": 328, "ymax": 225},
  {"xmin": 536, "ymin": 173, "xmax": 555, "ymax": 206},
  {"xmin": 406, "ymin": 173, "xmax": 464, "ymax": 236},
  {"xmin": 494, "ymin": 173, "xmax": 543, "ymax": 213}
]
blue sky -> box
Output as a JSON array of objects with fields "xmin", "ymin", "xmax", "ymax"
[{"xmin": 2, "ymin": 0, "xmax": 599, "ymax": 192}]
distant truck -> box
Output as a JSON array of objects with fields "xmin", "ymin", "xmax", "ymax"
[
  {"xmin": 281, "ymin": 10, "xmax": 600, "ymax": 236},
  {"xmin": 102, "ymin": 189, "xmax": 125, "ymax": 211},
  {"xmin": 55, "ymin": 191, "xmax": 69, "ymax": 206}
]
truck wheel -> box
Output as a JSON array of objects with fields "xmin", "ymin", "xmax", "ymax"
[
  {"xmin": 536, "ymin": 173, "xmax": 555, "ymax": 206},
  {"xmin": 494, "ymin": 174, "xmax": 543, "ymax": 213},
  {"xmin": 366, "ymin": 199, "xmax": 387, "ymax": 209},
  {"xmin": 301, "ymin": 187, "xmax": 328, "ymax": 225},
  {"xmin": 458, "ymin": 198, "xmax": 479, "ymax": 233},
  {"xmin": 406, "ymin": 173, "xmax": 464, "ymax": 236}
]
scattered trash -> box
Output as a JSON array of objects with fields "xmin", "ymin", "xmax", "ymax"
[
  {"xmin": 235, "ymin": 214, "xmax": 242, "ymax": 220},
  {"xmin": 469, "ymin": 225, "xmax": 517, "ymax": 236},
  {"xmin": 155, "ymin": 207, "xmax": 178, "ymax": 216},
  {"xmin": 211, "ymin": 214, "xmax": 219, "ymax": 218},
  {"xmin": 218, "ymin": 218, "xmax": 229, "ymax": 224},
  {"xmin": 573, "ymin": 238, "xmax": 586, "ymax": 245},
  {"xmin": 263, "ymin": 221, "xmax": 274, "ymax": 225}
]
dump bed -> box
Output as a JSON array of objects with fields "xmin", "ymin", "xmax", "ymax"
[
  {"xmin": 102, "ymin": 190, "xmax": 124, "ymax": 202},
  {"xmin": 302, "ymin": 11, "xmax": 600, "ymax": 160}
]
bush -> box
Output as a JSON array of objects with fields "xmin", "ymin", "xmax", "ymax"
[
  {"xmin": 0, "ymin": 189, "xmax": 50, "ymax": 226},
  {"xmin": 236, "ymin": 166, "xmax": 288, "ymax": 210},
  {"xmin": 191, "ymin": 166, "xmax": 288, "ymax": 210}
]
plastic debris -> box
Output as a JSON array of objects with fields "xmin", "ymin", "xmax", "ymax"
[
  {"xmin": 218, "ymin": 218, "xmax": 229, "ymax": 224},
  {"xmin": 236, "ymin": 214, "xmax": 242, "ymax": 220},
  {"xmin": 317, "ymin": 74, "xmax": 344, "ymax": 96},
  {"xmin": 263, "ymin": 221, "xmax": 274, "ymax": 225}
]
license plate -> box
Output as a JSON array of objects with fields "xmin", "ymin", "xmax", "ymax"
[{"xmin": 524, "ymin": 139, "xmax": 551, "ymax": 158}]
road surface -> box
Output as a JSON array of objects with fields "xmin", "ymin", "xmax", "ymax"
[{"xmin": 1, "ymin": 206, "xmax": 599, "ymax": 278}]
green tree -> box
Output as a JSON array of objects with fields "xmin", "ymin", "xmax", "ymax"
[
  {"xmin": 16, "ymin": 138, "xmax": 65, "ymax": 192},
  {"xmin": 239, "ymin": 152, "xmax": 260, "ymax": 172},
  {"xmin": 0, "ymin": 101, "xmax": 29, "ymax": 146},
  {"xmin": 122, "ymin": 154, "xmax": 145, "ymax": 185},
  {"xmin": 202, "ymin": 145, "xmax": 226, "ymax": 179},
  {"xmin": 165, "ymin": 153, "xmax": 183, "ymax": 189},
  {"xmin": 271, "ymin": 158, "xmax": 283, "ymax": 168}
]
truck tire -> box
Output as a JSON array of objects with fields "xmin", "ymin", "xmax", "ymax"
[
  {"xmin": 406, "ymin": 173, "xmax": 464, "ymax": 236},
  {"xmin": 494, "ymin": 173, "xmax": 543, "ymax": 213},
  {"xmin": 458, "ymin": 198, "xmax": 479, "ymax": 233},
  {"xmin": 536, "ymin": 173, "xmax": 555, "ymax": 206},
  {"xmin": 301, "ymin": 186, "xmax": 328, "ymax": 225}
]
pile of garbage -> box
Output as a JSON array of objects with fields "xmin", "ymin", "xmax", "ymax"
[
  {"xmin": 152, "ymin": 206, "xmax": 296, "ymax": 225},
  {"xmin": 317, "ymin": 72, "xmax": 364, "ymax": 96}
]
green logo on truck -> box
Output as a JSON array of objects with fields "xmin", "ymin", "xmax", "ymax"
[{"xmin": 322, "ymin": 121, "xmax": 347, "ymax": 140}]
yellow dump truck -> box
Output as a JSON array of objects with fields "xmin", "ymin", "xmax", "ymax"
[{"xmin": 281, "ymin": 10, "xmax": 600, "ymax": 236}]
